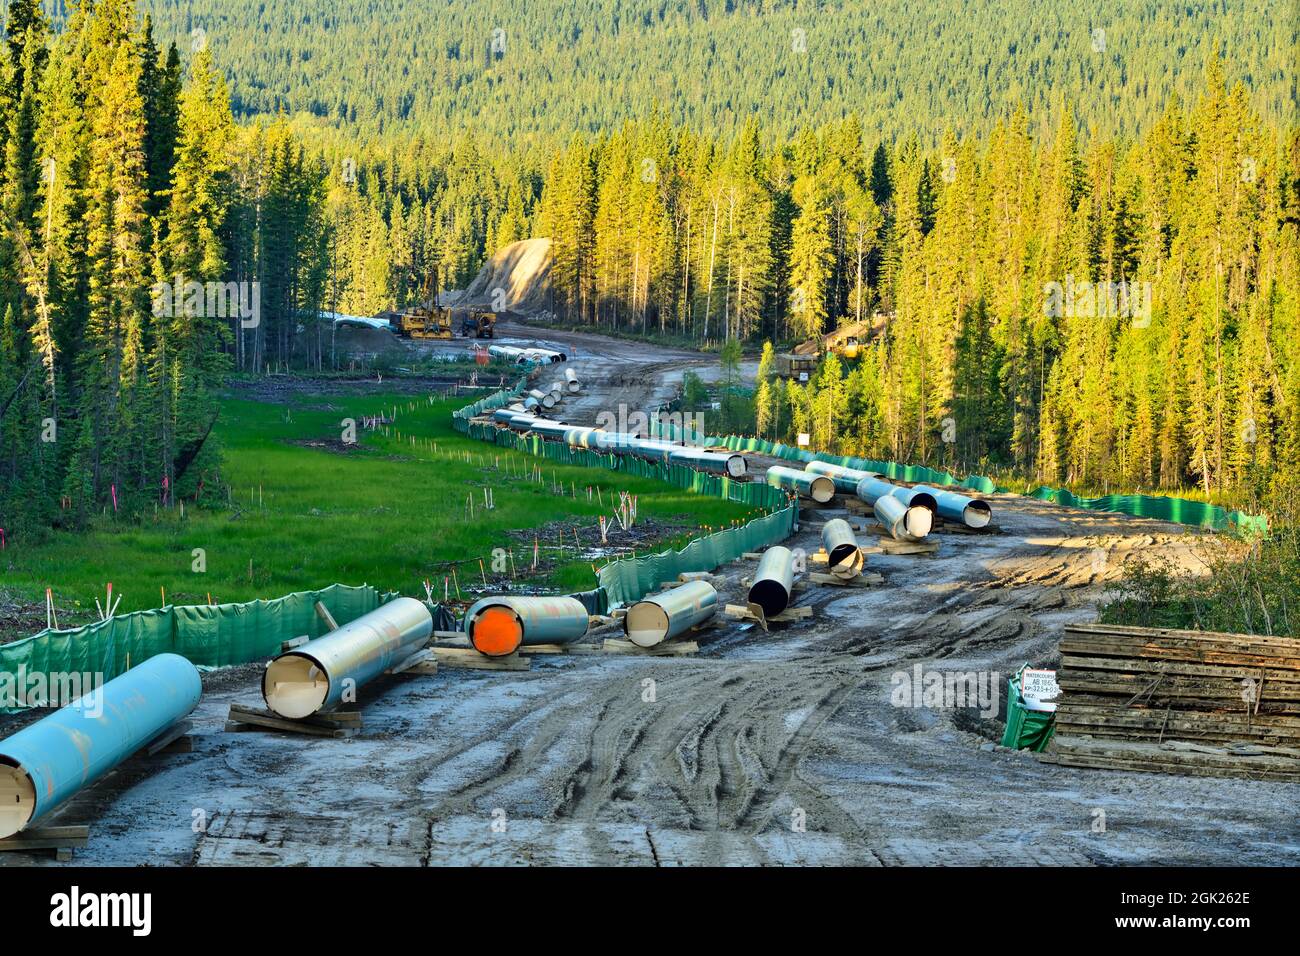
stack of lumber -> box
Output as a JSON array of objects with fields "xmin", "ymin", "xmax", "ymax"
[{"xmin": 1043, "ymin": 623, "xmax": 1300, "ymax": 781}]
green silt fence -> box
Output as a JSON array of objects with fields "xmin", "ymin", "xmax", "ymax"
[
  {"xmin": 648, "ymin": 423, "xmax": 1263, "ymax": 533},
  {"xmin": 458, "ymin": 388, "xmax": 798, "ymax": 606},
  {"xmin": 598, "ymin": 504, "xmax": 795, "ymax": 607},
  {"xmin": 1, "ymin": 584, "xmax": 398, "ymax": 713}
]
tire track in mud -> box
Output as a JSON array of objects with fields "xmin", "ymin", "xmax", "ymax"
[{"xmin": 393, "ymin": 657, "xmax": 872, "ymax": 843}]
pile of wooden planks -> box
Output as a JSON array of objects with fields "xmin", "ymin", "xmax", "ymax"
[{"xmin": 1043, "ymin": 623, "xmax": 1300, "ymax": 781}]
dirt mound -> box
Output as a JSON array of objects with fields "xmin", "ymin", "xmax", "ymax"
[
  {"xmin": 449, "ymin": 238, "xmax": 552, "ymax": 314},
  {"xmin": 330, "ymin": 324, "xmax": 409, "ymax": 356}
]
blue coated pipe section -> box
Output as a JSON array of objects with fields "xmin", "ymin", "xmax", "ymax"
[
  {"xmin": 854, "ymin": 476, "xmax": 937, "ymax": 514},
  {"xmin": 911, "ymin": 486, "xmax": 993, "ymax": 528},
  {"xmin": 884, "ymin": 484, "xmax": 938, "ymax": 514},
  {"xmin": 854, "ymin": 476, "xmax": 903, "ymax": 506},
  {"xmin": 804, "ymin": 460, "xmax": 879, "ymax": 494},
  {"xmin": 0, "ymin": 653, "xmax": 202, "ymax": 839},
  {"xmin": 262, "ymin": 598, "xmax": 433, "ymax": 719}
]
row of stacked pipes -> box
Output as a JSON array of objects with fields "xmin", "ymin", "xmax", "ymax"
[
  {"xmin": 0, "ymin": 382, "xmax": 993, "ymax": 845},
  {"xmin": 487, "ymin": 344, "xmax": 568, "ymax": 365}
]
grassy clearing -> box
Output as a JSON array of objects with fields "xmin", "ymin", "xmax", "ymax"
[{"xmin": 0, "ymin": 390, "xmax": 751, "ymax": 631}]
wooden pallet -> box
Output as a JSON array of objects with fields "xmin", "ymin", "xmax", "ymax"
[
  {"xmin": 799, "ymin": 501, "xmax": 841, "ymax": 517},
  {"xmin": 144, "ymin": 719, "xmax": 194, "ymax": 756},
  {"xmin": 0, "ymin": 713, "xmax": 196, "ymax": 861},
  {"xmin": 1045, "ymin": 623, "xmax": 1300, "ymax": 779},
  {"xmin": 857, "ymin": 532, "xmax": 941, "ymax": 556},
  {"xmin": 1043, "ymin": 736, "xmax": 1300, "ymax": 782},
  {"xmin": 430, "ymin": 647, "xmax": 531, "ymax": 671},
  {"xmin": 934, "ymin": 517, "xmax": 1002, "ymax": 535},
  {"xmin": 225, "ymin": 703, "xmax": 362, "ymax": 738},
  {"xmin": 600, "ymin": 638, "xmax": 699, "ymax": 656},
  {"xmin": 809, "ymin": 548, "xmax": 873, "ymax": 565},
  {"xmin": 723, "ymin": 602, "xmax": 813, "ymax": 631},
  {"xmin": 387, "ymin": 648, "xmax": 438, "ymax": 677},
  {"xmin": 437, "ymin": 635, "xmax": 701, "ymax": 658},
  {"xmin": 808, "ymin": 570, "xmax": 885, "ymax": 588},
  {"xmin": 280, "ymin": 634, "xmax": 310, "ymax": 652},
  {"xmin": 0, "ymin": 825, "xmax": 90, "ymax": 862}
]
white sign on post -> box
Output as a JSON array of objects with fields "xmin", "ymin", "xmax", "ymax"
[
  {"xmin": 1021, "ymin": 668, "xmax": 1060, "ymax": 712},
  {"xmin": 797, "ymin": 433, "xmax": 811, "ymax": 447}
]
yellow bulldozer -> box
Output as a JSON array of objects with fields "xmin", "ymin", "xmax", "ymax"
[{"xmin": 395, "ymin": 265, "xmax": 455, "ymax": 340}]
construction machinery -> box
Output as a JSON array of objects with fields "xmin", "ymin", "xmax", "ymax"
[
  {"xmin": 773, "ymin": 353, "xmax": 818, "ymax": 381},
  {"xmin": 792, "ymin": 320, "xmax": 871, "ymax": 362},
  {"xmin": 396, "ymin": 265, "xmax": 454, "ymax": 340},
  {"xmin": 460, "ymin": 310, "xmax": 497, "ymax": 339}
]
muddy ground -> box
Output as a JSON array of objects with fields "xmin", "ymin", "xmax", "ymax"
[{"xmin": 4, "ymin": 322, "xmax": 1297, "ymax": 867}]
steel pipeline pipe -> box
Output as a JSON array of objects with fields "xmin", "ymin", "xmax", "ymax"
[
  {"xmin": 590, "ymin": 432, "xmax": 639, "ymax": 454},
  {"xmin": 548, "ymin": 382, "xmax": 565, "ymax": 400},
  {"xmin": 527, "ymin": 419, "xmax": 573, "ymax": 439},
  {"xmin": 805, "ymin": 460, "xmax": 879, "ymax": 494},
  {"xmin": 821, "ymin": 518, "xmax": 864, "ymax": 579},
  {"xmin": 527, "ymin": 388, "xmax": 556, "ymax": 410},
  {"xmin": 748, "ymin": 546, "xmax": 795, "ymax": 617},
  {"xmin": 624, "ymin": 580, "xmax": 718, "ymax": 647},
  {"xmin": 464, "ymin": 595, "xmax": 590, "ymax": 657},
  {"xmin": 911, "ymin": 486, "xmax": 993, "ymax": 528},
  {"xmin": 591, "ymin": 434, "xmax": 675, "ymax": 461},
  {"xmin": 524, "ymin": 348, "xmax": 566, "ymax": 364},
  {"xmin": 854, "ymin": 476, "xmax": 906, "ymax": 506},
  {"xmin": 873, "ymin": 494, "xmax": 933, "ymax": 541},
  {"xmin": 564, "ymin": 367, "xmax": 581, "ymax": 393},
  {"xmin": 767, "ymin": 465, "xmax": 835, "ymax": 503},
  {"xmin": 628, "ymin": 438, "xmax": 680, "ymax": 464},
  {"xmin": 665, "ymin": 445, "xmax": 748, "ymax": 478},
  {"xmin": 562, "ymin": 426, "xmax": 601, "ymax": 448},
  {"xmin": 855, "ymin": 476, "xmax": 938, "ymax": 515},
  {"xmin": 0, "ymin": 653, "xmax": 202, "ymax": 840},
  {"xmin": 263, "ymin": 598, "xmax": 433, "ymax": 720},
  {"xmin": 883, "ymin": 484, "xmax": 938, "ymax": 514}
]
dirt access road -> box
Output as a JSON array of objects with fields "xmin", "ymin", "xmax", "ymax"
[{"xmin": 8, "ymin": 325, "xmax": 1297, "ymax": 867}]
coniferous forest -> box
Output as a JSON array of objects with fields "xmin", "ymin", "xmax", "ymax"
[{"xmin": 1, "ymin": 0, "xmax": 1297, "ymax": 535}]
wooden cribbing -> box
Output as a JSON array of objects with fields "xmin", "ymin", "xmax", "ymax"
[{"xmin": 1046, "ymin": 623, "xmax": 1300, "ymax": 779}]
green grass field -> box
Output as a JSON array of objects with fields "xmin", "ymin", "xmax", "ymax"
[{"xmin": 1, "ymin": 389, "xmax": 751, "ymax": 631}]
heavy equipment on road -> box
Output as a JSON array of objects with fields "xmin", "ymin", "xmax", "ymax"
[
  {"xmin": 395, "ymin": 265, "xmax": 455, "ymax": 339},
  {"xmin": 460, "ymin": 310, "xmax": 497, "ymax": 338}
]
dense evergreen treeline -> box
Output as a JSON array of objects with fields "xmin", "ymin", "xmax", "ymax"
[
  {"xmin": 0, "ymin": 0, "xmax": 333, "ymax": 531},
  {"xmin": 3, "ymin": 0, "xmax": 1295, "ymax": 532},
  {"xmin": 536, "ymin": 56, "xmax": 1298, "ymax": 498},
  {"xmin": 112, "ymin": 0, "xmax": 1297, "ymax": 144}
]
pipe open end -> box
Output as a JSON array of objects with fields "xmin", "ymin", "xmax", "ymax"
[
  {"xmin": 726, "ymin": 456, "xmax": 748, "ymax": 478},
  {"xmin": 0, "ymin": 760, "xmax": 37, "ymax": 840},
  {"xmin": 965, "ymin": 501, "xmax": 992, "ymax": 528},
  {"xmin": 625, "ymin": 602, "xmax": 670, "ymax": 648},
  {"xmin": 828, "ymin": 543, "xmax": 863, "ymax": 578},
  {"xmin": 469, "ymin": 605, "xmax": 524, "ymax": 657},
  {"xmin": 810, "ymin": 476, "xmax": 835, "ymax": 503},
  {"xmin": 747, "ymin": 580, "xmax": 791, "ymax": 618},
  {"xmin": 263, "ymin": 654, "xmax": 330, "ymax": 720},
  {"xmin": 911, "ymin": 491, "xmax": 938, "ymax": 513},
  {"xmin": 905, "ymin": 506, "xmax": 933, "ymax": 539}
]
